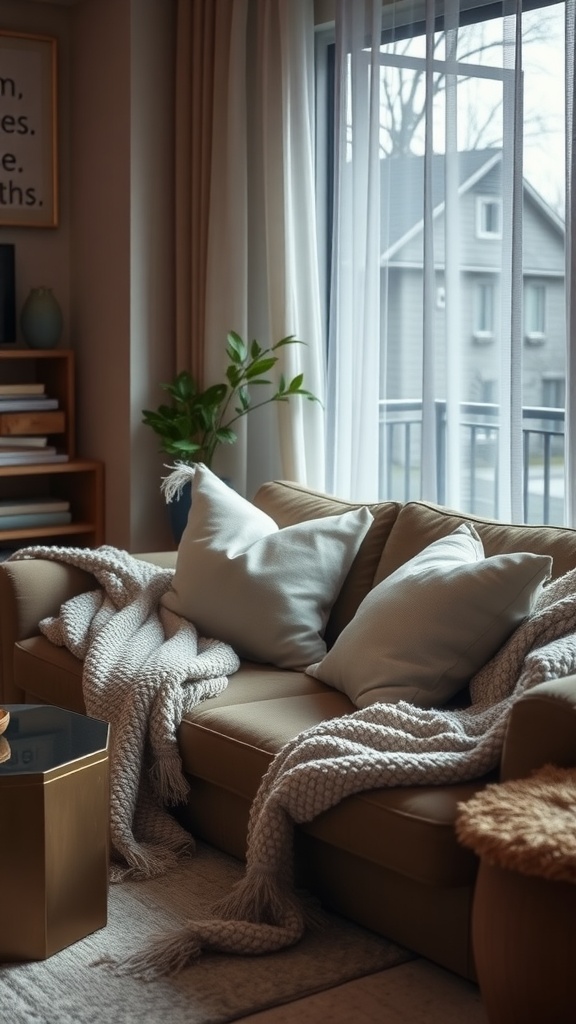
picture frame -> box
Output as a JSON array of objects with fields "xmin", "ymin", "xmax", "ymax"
[{"xmin": 0, "ymin": 30, "xmax": 58, "ymax": 228}]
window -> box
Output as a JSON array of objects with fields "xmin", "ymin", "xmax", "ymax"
[
  {"xmin": 474, "ymin": 281, "xmax": 495, "ymax": 341},
  {"xmin": 476, "ymin": 197, "xmax": 502, "ymax": 239},
  {"xmin": 542, "ymin": 374, "xmax": 565, "ymax": 410},
  {"xmin": 480, "ymin": 378, "xmax": 497, "ymax": 404},
  {"xmin": 318, "ymin": 0, "xmax": 569, "ymax": 524},
  {"xmin": 524, "ymin": 282, "xmax": 546, "ymax": 342}
]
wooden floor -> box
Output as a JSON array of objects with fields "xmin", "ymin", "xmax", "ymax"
[{"xmin": 242, "ymin": 959, "xmax": 489, "ymax": 1024}]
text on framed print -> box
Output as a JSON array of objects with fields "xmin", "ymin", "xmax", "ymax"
[{"xmin": 0, "ymin": 31, "xmax": 58, "ymax": 228}]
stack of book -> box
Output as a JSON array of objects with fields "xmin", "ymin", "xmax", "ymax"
[
  {"xmin": 0, "ymin": 498, "xmax": 72, "ymax": 531},
  {"xmin": 0, "ymin": 382, "xmax": 67, "ymax": 465}
]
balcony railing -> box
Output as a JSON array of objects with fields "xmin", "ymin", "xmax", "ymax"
[{"xmin": 379, "ymin": 399, "xmax": 565, "ymax": 525}]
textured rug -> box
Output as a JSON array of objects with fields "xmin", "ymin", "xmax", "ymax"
[{"xmin": 0, "ymin": 842, "xmax": 413, "ymax": 1024}]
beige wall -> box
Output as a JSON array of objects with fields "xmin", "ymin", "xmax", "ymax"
[{"xmin": 0, "ymin": 0, "xmax": 176, "ymax": 551}]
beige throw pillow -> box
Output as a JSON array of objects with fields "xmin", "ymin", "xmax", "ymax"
[
  {"xmin": 161, "ymin": 465, "xmax": 374, "ymax": 669},
  {"xmin": 306, "ymin": 523, "xmax": 552, "ymax": 708}
]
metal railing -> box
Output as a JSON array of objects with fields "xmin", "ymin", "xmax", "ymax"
[{"xmin": 379, "ymin": 399, "xmax": 565, "ymax": 524}]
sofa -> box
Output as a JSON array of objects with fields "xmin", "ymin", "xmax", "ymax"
[{"xmin": 3, "ymin": 475, "xmax": 576, "ymax": 982}]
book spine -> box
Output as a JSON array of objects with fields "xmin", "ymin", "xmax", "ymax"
[
  {"xmin": 0, "ymin": 500, "xmax": 70, "ymax": 517},
  {"xmin": 0, "ymin": 453, "xmax": 69, "ymax": 466},
  {"xmin": 0, "ymin": 398, "xmax": 58, "ymax": 412},
  {"xmin": 0, "ymin": 511, "xmax": 72, "ymax": 530},
  {"xmin": 0, "ymin": 436, "xmax": 49, "ymax": 447},
  {"xmin": 0, "ymin": 411, "xmax": 66, "ymax": 436},
  {"xmin": 0, "ymin": 383, "xmax": 46, "ymax": 396}
]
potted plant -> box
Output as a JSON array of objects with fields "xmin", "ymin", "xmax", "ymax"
[{"xmin": 142, "ymin": 330, "xmax": 320, "ymax": 538}]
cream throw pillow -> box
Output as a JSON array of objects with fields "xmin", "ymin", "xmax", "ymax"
[
  {"xmin": 306, "ymin": 523, "xmax": 552, "ymax": 708},
  {"xmin": 161, "ymin": 465, "xmax": 374, "ymax": 669}
]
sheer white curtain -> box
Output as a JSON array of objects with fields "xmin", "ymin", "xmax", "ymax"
[
  {"xmin": 327, "ymin": 0, "xmax": 575, "ymax": 525},
  {"xmin": 202, "ymin": 0, "xmax": 325, "ymax": 497}
]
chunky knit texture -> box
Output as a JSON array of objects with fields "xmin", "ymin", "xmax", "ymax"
[
  {"xmin": 10, "ymin": 547, "xmax": 576, "ymax": 976},
  {"xmin": 107, "ymin": 563, "xmax": 576, "ymax": 977},
  {"xmin": 9, "ymin": 544, "xmax": 240, "ymax": 880}
]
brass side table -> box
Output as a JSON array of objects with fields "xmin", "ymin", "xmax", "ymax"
[{"xmin": 0, "ymin": 704, "xmax": 110, "ymax": 961}]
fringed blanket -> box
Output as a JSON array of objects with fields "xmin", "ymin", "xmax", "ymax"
[
  {"xmin": 10, "ymin": 546, "xmax": 576, "ymax": 977},
  {"xmin": 9, "ymin": 544, "xmax": 240, "ymax": 880},
  {"xmin": 101, "ymin": 561, "xmax": 576, "ymax": 978}
]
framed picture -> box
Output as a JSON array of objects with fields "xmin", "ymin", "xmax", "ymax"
[{"xmin": 0, "ymin": 31, "xmax": 58, "ymax": 228}]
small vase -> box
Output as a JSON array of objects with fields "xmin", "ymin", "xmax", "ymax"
[{"xmin": 20, "ymin": 287, "xmax": 63, "ymax": 349}]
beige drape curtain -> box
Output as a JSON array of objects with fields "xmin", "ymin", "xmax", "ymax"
[
  {"xmin": 174, "ymin": 0, "xmax": 217, "ymax": 382},
  {"xmin": 175, "ymin": 0, "xmax": 325, "ymax": 496}
]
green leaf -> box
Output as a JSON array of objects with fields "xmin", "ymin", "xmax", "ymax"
[
  {"xmin": 272, "ymin": 334, "xmax": 299, "ymax": 349},
  {"xmin": 198, "ymin": 383, "xmax": 227, "ymax": 407},
  {"xmin": 244, "ymin": 357, "xmax": 277, "ymax": 379},
  {"xmin": 226, "ymin": 364, "xmax": 242, "ymax": 388},
  {"xmin": 215, "ymin": 427, "xmax": 237, "ymax": 445},
  {"xmin": 287, "ymin": 373, "xmax": 304, "ymax": 392},
  {"xmin": 226, "ymin": 331, "xmax": 247, "ymax": 364},
  {"xmin": 250, "ymin": 339, "xmax": 262, "ymax": 360},
  {"xmin": 237, "ymin": 386, "xmax": 250, "ymax": 411}
]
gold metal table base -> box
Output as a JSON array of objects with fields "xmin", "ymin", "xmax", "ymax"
[{"xmin": 0, "ymin": 705, "xmax": 110, "ymax": 961}]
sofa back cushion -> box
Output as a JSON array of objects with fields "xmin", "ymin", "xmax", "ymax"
[
  {"xmin": 252, "ymin": 481, "xmax": 401, "ymax": 645},
  {"xmin": 376, "ymin": 501, "xmax": 576, "ymax": 585}
]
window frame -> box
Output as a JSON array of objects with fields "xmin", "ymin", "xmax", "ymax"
[{"xmin": 476, "ymin": 196, "xmax": 503, "ymax": 240}]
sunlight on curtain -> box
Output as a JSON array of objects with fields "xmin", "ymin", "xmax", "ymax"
[
  {"xmin": 327, "ymin": 0, "xmax": 572, "ymax": 524},
  {"xmin": 177, "ymin": 0, "xmax": 325, "ymax": 497},
  {"xmin": 565, "ymin": 0, "xmax": 576, "ymax": 523}
]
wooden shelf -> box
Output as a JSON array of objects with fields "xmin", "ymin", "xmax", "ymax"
[{"xmin": 0, "ymin": 352, "xmax": 104, "ymax": 550}]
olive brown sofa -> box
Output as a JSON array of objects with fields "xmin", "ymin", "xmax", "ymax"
[{"xmin": 2, "ymin": 478, "xmax": 576, "ymax": 982}]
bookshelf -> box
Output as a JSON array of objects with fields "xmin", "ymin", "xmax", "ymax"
[{"xmin": 0, "ymin": 350, "xmax": 104, "ymax": 550}]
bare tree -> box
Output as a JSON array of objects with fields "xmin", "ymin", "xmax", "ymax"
[{"xmin": 377, "ymin": 17, "xmax": 562, "ymax": 159}]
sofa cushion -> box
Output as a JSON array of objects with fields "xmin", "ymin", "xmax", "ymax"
[
  {"xmin": 376, "ymin": 500, "xmax": 576, "ymax": 583},
  {"xmin": 306, "ymin": 524, "xmax": 552, "ymax": 708},
  {"xmin": 161, "ymin": 465, "xmax": 374, "ymax": 670},
  {"xmin": 252, "ymin": 481, "xmax": 401, "ymax": 645},
  {"xmin": 179, "ymin": 663, "xmax": 485, "ymax": 887}
]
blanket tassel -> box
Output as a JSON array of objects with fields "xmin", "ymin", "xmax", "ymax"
[{"xmin": 95, "ymin": 871, "xmax": 311, "ymax": 979}]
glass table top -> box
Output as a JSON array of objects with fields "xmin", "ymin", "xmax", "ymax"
[{"xmin": 0, "ymin": 704, "xmax": 109, "ymax": 775}]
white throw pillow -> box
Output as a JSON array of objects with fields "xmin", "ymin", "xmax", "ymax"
[
  {"xmin": 306, "ymin": 523, "xmax": 552, "ymax": 708},
  {"xmin": 161, "ymin": 465, "xmax": 374, "ymax": 669}
]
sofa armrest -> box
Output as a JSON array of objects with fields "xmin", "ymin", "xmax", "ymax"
[
  {"xmin": 0, "ymin": 559, "xmax": 96, "ymax": 703},
  {"xmin": 500, "ymin": 676, "xmax": 576, "ymax": 781},
  {"xmin": 0, "ymin": 550, "xmax": 177, "ymax": 704}
]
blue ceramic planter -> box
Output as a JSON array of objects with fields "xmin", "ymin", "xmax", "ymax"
[
  {"xmin": 169, "ymin": 483, "xmax": 192, "ymax": 544},
  {"xmin": 20, "ymin": 287, "xmax": 63, "ymax": 349}
]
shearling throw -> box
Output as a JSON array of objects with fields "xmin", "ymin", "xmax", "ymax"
[
  {"xmin": 101, "ymin": 562, "xmax": 576, "ymax": 977},
  {"xmin": 456, "ymin": 764, "xmax": 576, "ymax": 882},
  {"xmin": 8, "ymin": 544, "xmax": 240, "ymax": 880}
]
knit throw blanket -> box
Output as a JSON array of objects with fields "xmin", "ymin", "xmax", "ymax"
[
  {"xmin": 10, "ymin": 546, "xmax": 576, "ymax": 977},
  {"xmin": 102, "ymin": 561, "xmax": 576, "ymax": 978},
  {"xmin": 9, "ymin": 544, "xmax": 240, "ymax": 881}
]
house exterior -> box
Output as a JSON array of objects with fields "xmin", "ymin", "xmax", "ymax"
[{"xmin": 379, "ymin": 149, "xmax": 566, "ymax": 411}]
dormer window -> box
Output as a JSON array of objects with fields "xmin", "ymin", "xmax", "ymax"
[{"xmin": 476, "ymin": 197, "xmax": 502, "ymax": 239}]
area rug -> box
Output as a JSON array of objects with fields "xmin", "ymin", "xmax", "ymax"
[{"xmin": 0, "ymin": 842, "xmax": 413, "ymax": 1024}]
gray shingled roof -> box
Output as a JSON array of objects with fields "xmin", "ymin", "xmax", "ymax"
[
  {"xmin": 380, "ymin": 148, "xmax": 502, "ymax": 254},
  {"xmin": 378, "ymin": 147, "xmax": 563, "ymax": 258}
]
